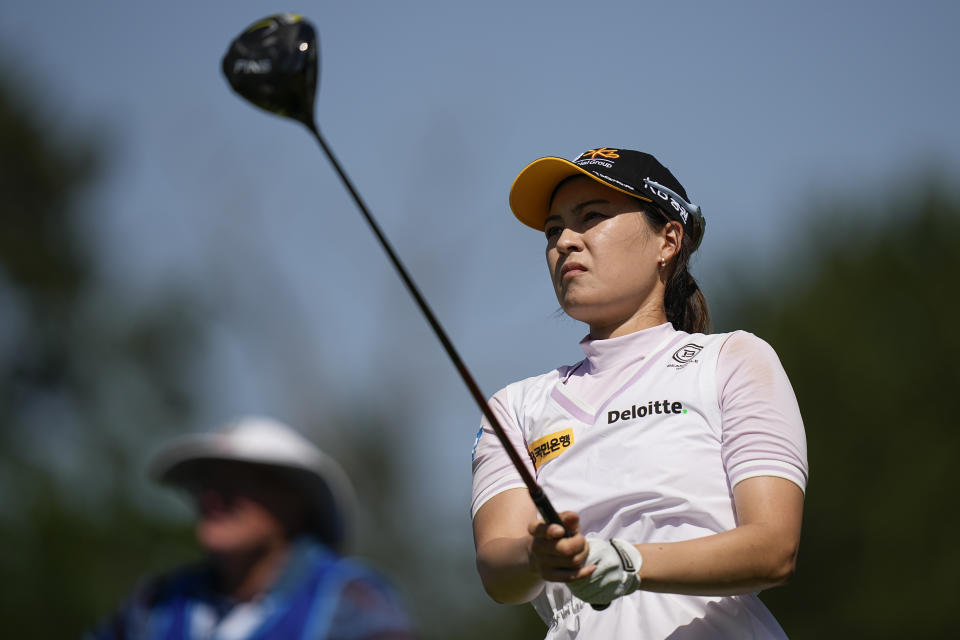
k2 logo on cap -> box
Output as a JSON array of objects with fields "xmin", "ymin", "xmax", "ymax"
[{"xmin": 580, "ymin": 147, "xmax": 619, "ymax": 160}]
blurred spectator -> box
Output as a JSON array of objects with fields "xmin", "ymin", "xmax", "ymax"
[{"xmin": 86, "ymin": 416, "xmax": 417, "ymax": 640}]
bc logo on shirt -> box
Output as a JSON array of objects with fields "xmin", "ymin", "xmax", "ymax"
[
  {"xmin": 668, "ymin": 342, "xmax": 704, "ymax": 370},
  {"xmin": 527, "ymin": 428, "xmax": 574, "ymax": 470}
]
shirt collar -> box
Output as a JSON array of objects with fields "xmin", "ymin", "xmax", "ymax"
[{"xmin": 579, "ymin": 323, "xmax": 676, "ymax": 372}]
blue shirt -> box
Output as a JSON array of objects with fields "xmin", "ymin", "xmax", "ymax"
[{"xmin": 87, "ymin": 538, "xmax": 415, "ymax": 640}]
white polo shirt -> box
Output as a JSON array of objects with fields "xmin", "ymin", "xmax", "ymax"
[{"xmin": 471, "ymin": 323, "xmax": 807, "ymax": 639}]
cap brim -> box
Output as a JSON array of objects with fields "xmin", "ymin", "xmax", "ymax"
[{"xmin": 509, "ymin": 156, "xmax": 653, "ymax": 230}]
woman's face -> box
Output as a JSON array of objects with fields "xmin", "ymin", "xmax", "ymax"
[{"xmin": 545, "ymin": 177, "xmax": 673, "ymax": 337}]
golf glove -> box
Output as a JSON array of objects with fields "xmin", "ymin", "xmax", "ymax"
[{"xmin": 567, "ymin": 537, "xmax": 643, "ymax": 605}]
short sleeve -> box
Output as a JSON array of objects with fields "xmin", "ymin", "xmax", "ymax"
[
  {"xmin": 470, "ymin": 386, "xmax": 533, "ymax": 518},
  {"xmin": 718, "ymin": 332, "xmax": 808, "ymax": 492}
]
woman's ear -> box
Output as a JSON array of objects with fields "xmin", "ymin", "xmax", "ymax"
[{"xmin": 661, "ymin": 220, "xmax": 683, "ymax": 263}]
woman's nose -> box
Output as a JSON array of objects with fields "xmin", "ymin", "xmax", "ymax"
[{"xmin": 556, "ymin": 227, "xmax": 583, "ymax": 253}]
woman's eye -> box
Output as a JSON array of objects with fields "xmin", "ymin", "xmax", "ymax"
[
  {"xmin": 584, "ymin": 211, "xmax": 606, "ymax": 223},
  {"xmin": 544, "ymin": 225, "xmax": 562, "ymax": 240}
]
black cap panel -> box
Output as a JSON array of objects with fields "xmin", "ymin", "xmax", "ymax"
[{"xmin": 509, "ymin": 147, "xmax": 705, "ymax": 250}]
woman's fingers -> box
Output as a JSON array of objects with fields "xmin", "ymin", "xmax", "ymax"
[
  {"xmin": 540, "ymin": 563, "xmax": 596, "ymax": 582},
  {"xmin": 528, "ymin": 511, "xmax": 594, "ymax": 582},
  {"xmin": 528, "ymin": 510, "xmax": 581, "ymax": 538},
  {"xmin": 531, "ymin": 533, "xmax": 584, "ymax": 557}
]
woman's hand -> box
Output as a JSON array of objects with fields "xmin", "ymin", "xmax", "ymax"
[
  {"xmin": 527, "ymin": 511, "xmax": 595, "ymax": 583},
  {"xmin": 472, "ymin": 492, "xmax": 599, "ymax": 603}
]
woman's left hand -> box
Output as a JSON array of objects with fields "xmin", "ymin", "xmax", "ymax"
[{"xmin": 528, "ymin": 511, "xmax": 596, "ymax": 582}]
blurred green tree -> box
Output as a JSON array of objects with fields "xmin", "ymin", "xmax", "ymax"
[
  {"xmin": 718, "ymin": 182, "xmax": 960, "ymax": 639},
  {"xmin": 0, "ymin": 74, "xmax": 203, "ymax": 635}
]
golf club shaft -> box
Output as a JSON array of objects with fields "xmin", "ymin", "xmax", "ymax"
[{"xmin": 304, "ymin": 122, "xmax": 566, "ymax": 532}]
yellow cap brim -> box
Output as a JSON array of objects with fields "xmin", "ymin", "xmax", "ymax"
[{"xmin": 508, "ymin": 156, "xmax": 653, "ymax": 231}]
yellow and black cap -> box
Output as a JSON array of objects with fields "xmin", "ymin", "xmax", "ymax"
[{"xmin": 509, "ymin": 147, "xmax": 706, "ymax": 250}]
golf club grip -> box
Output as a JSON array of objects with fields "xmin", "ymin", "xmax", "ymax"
[{"xmin": 304, "ymin": 124, "xmax": 562, "ymax": 517}]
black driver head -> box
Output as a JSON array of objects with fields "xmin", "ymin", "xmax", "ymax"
[{"xmin": 222, "ymin": 13, "xmax": 318, "ymax": 128}]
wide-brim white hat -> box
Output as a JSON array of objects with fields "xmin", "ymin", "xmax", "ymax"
[{"xmin": 149, "ymin": 415, "xmax": 356, "ymax": 551}]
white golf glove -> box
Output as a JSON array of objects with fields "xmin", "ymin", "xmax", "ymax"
[{"xmin": 567, "ymin": 537, "xmax": 643, "ymax": 605}]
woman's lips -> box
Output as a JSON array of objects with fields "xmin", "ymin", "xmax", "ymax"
[{"xmin": 560, "ymin": 262, "xmax": 587, "ymax": 280}]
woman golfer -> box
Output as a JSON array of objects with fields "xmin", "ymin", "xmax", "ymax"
[{"xmin": 471, "ymin": 147, "xmax": 807, "ymax": 639}]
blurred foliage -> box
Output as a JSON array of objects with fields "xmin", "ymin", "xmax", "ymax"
[
  {"xmin": 0, "ymin": 73, "xmax": 205, "ymax": 636},
  {"xmin": 2, "ymin": 69, "xmax": 957, "ymax": 639},
  {"xmin": 719, "ymin": 184, "xmax": 960, "ymax": 638}
]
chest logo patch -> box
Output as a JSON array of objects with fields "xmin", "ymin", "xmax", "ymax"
[
  {"xmin": 527, "ymin": 428, "xmax": 574, "ymax": 470},
  {"xmin": 668, "ymin": 342, "xmax": 703, "ymax": 369}
]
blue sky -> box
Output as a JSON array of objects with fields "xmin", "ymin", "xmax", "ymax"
[{"xmin": 3, "ymin": 0, "xmax": 959, "ymax": 613}]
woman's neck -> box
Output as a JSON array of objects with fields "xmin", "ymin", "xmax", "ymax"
[{"xmin": 588, "ymin": 302, "xmax": 668, "ymax": 340}]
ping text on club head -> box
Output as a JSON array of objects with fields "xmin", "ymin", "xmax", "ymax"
[{"xmin": 233, "ymin": 59, "xmax": 273, "ymax": 74}]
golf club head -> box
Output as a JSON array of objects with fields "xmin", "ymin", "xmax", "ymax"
[{"xmin": 222, "ymin": 13, "xmax": 318, "ymax": 128}]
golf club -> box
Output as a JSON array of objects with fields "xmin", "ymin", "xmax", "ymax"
[{"xmin": 221, "ymin": 14, "xmax": 570, "ymax": 538}]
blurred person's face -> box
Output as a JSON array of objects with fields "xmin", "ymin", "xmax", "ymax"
[{"xmin": 189, "ymin": 461, "xmax": 307, "ymax": 556}]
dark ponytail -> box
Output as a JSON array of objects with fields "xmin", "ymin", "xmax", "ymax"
[{"xmin": 642, "ymin": 208, "xmax": 711, "ymax": 334}]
